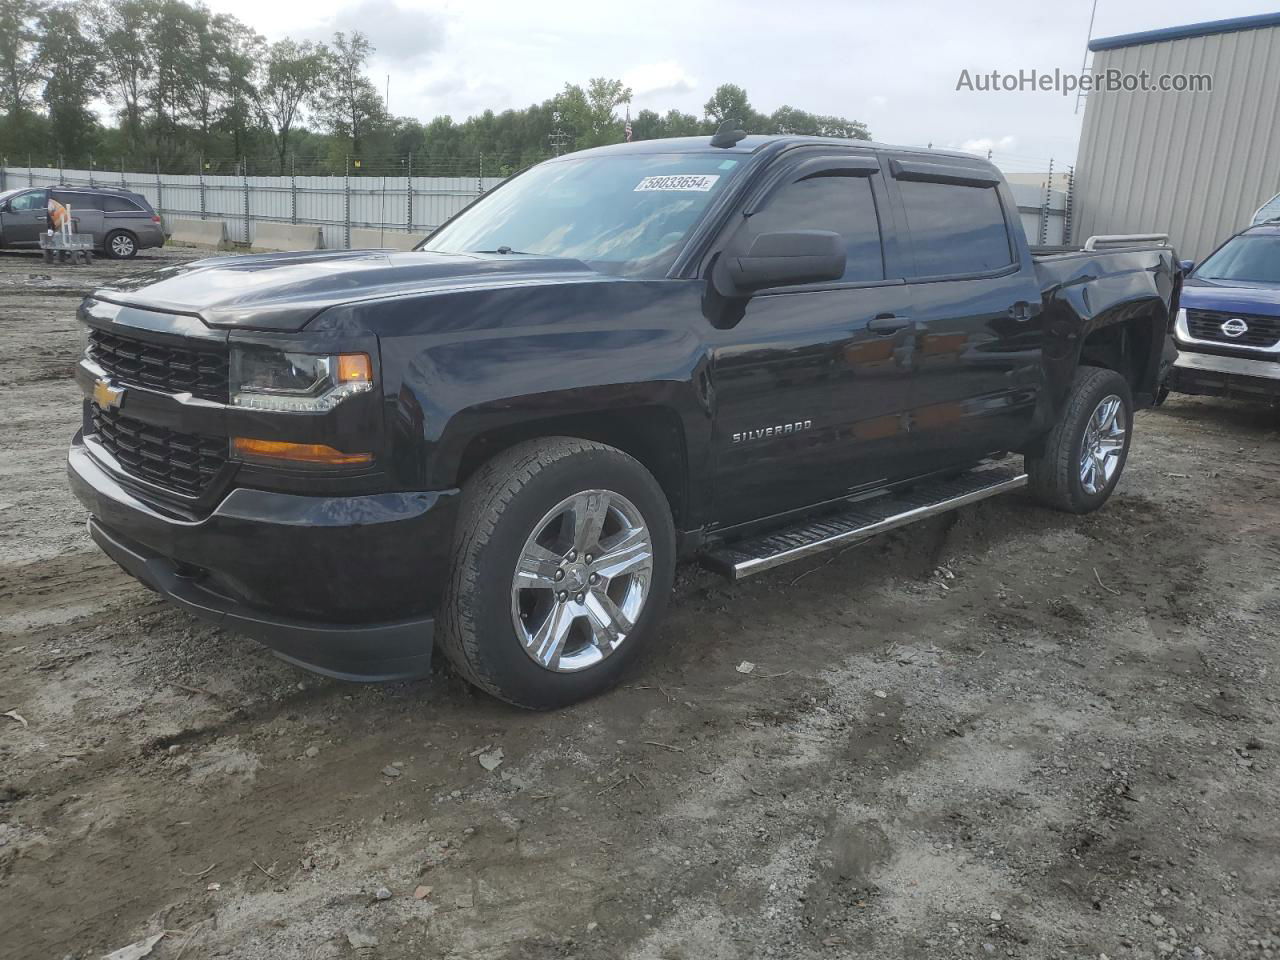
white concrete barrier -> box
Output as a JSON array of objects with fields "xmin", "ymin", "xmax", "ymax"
[
  {"xmin": 251, "ymin": 222, "xmax": 323, "ymax": 252},
  {"xmin": 166, "ymin": 217, "xmax": 228, "ymax": 249},
  {"xmin": 348, "ymin": 228, "xmax": 423, "ymax": 252}
]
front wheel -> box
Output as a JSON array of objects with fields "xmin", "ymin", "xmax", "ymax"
[
  {"xmin": 1026, "ymin": 365, "xmax": 1133, "ymax": 513},
  {"xmin": 439, "ymin": 437, "xmax": 676, "ymax": 709}
]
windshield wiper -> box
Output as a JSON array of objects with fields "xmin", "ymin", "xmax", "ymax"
[{"xmin": 474, "ymin": 246, "xmax": 537, "ymax": 255}]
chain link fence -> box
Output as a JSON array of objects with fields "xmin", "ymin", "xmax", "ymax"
[
  {"xmin": 0, "ymin": 155, "xmax": 529, "ymax": 249},
  {"xmin": 0, "ymin": 150, "xmax": 1072, "ymax": 249}
]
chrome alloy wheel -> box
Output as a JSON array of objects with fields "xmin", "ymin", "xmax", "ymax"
[
  {"xmin": 110, "ymin": 234, "xmax": 135, "ymax": 257},
  {"xmin": 510, "ymin": 489, "xmax": 653, "ymax": 673},
  {"xmin": 1080, "ymin": 394, "xmax": 1126, "ymax": 496}
]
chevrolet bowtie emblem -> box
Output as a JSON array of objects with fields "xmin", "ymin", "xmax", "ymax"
[{"xmin": 93, "ymin": 378, "xmax": 125, "ymax": 410}]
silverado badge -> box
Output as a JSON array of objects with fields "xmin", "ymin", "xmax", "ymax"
[
  {"xmin": 93, "ymin": 378, "xmax": 125, "ymax": 410},
  {"xmin": 731, "ymin": 420, "xmax": 813, "ymax": 444}
]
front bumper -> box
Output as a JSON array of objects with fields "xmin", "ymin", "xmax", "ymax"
[
  {"xmin": 1167, "ymin": 350, "xmax": 1280, "ymax": 400},
  {"xmin": 69, "ymin": 434, "xmax": 459, "ymax": 681}
]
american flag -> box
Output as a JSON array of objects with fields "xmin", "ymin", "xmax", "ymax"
[{"xmin": 624, "ymin": 105, "xmax": 632, "ymax": 142}]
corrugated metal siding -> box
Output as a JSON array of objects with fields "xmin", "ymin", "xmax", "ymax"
[{"xmin": 1073, "ymin": 23, "xmax": 1280, "ymax": 259}]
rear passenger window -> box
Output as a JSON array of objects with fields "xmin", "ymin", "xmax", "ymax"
[
  {"xmin": 53, "ymin": 192, "xmax": 98, "ymax": 209},
  {"xmin": 747, "ymin": 174, "xmax": 884, "ymax": 283},
  {"xmin": 102, "ymin": 195, "xmax": 143, "ymax": 212},
  {"xmin": 897, "ymin": 179, "xmax": 1013, "ymax": 277}
]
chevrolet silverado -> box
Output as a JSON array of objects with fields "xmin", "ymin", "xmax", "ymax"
[{"xmin": 68, "ymin": 128, "xmax": 1180, "ymax": 708}]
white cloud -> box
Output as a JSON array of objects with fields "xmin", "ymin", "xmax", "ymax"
[
  {"xmin": 956, "ymin": 135, "xmax": 1019, "ymax": 156},
  {"xmin": 309, "ymin": 0, "xmax": 448, "ymax": 64},
  {"xmin": 201, "ymin": 0, "xmax": 1280, "ymax": 161},
  {"xmin": 623, "ymin": 61, "xmax": 697, "ymax": 99}
]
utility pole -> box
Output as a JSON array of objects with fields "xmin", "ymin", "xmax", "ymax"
[
  {"xmin": 1076, "ymin": 0, "xmax": 1100, "ymax": 115},
  {"xmin": 343, "ymin": 156, "xmax": 352, "ymax": 249},
  {"xmin": 1039, "ymin": 157, "xmax": 1054, "ymax": 246},
  {"xmin": 1063, "ymin": 165, "xmax": 1076, "ymax": 246},
  {"xmin": 406, "ymin": 151, "xmax": 414, "ymax": 233},
  {"xmin": 548, "ymin": 111, "xmax": 570, "ymax": 157},
  {"xmin": 242, "ymin": 157, "xmax": 250, "ymax": 246}
]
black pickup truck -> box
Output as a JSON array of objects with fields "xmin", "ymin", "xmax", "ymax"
[{"xmin": 68, "ymin": 130, "xmax": 1180, "ymax": 708}]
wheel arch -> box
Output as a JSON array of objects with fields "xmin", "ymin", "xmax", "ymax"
[
  {"xmin": 452, "ymin": 406, "xmax": 690, "ymax": 529},
  {"xmin": 1077, "ymin": 301, "xmax": 1167, "ymax": 405}
]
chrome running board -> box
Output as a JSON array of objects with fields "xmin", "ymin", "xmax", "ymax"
[{"xmin": 701, "ymin": 465, "xmax": 1028, "ymax": 580}]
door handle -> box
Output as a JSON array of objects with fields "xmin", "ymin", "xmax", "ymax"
[{"xmin": 867, "ymin": 314, "xmax": 913, "ymax": 335}]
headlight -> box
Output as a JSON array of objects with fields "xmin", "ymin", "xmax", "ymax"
[
  {"xmin": 230, "ymin": 346, "xmax": 373, "ymax": 412},
  {"xmin": 78, "ymin": 321, "xmax": 92, "ymax": 361}
]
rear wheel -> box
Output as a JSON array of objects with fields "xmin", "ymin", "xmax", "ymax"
[
  {"xmin": 1026, "ymin": 365, "xmax": 1133, "ymax": 513},
  {"xmin": 105, "ymin": 230, "xmax": 138, "ymax": 259},
  {"xmin": 439, "ymin": 437, "xmax": 676, "ymax": 709}
]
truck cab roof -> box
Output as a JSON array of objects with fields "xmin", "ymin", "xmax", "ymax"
[{"xmin": 566, "ymin": 134, "xmax": 996, "ymax": 168}]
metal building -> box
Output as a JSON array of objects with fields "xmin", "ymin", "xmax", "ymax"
[{"xmin": 1072, "ymin": 12, "xmax": 1280, "ymax": 260}]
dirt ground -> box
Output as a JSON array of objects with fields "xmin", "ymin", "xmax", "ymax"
[{"xmin": 1, "ymin": 246, "xmax": 1279, "ymax": 960}]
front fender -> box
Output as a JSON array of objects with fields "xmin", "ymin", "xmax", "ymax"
[{"xmin": 361, "ymin": 278, "xmax": 713, "ymax": 499}]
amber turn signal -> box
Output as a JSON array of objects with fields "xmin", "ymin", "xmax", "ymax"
[
  {"xmin": 231, "ymin": 437, "xmax": 373, "ymax": 466},
  {"xmin": 336, "ymin": 353, "xmax": 372, "ymax": 383}
]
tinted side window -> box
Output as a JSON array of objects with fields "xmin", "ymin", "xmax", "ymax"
[
  {"xmin": 897, "ymin": 179, "xmax": 1013, "ymax": 277},
  {"xmin": 102, "ymin": 195, "xmax": 144, "ymax": 212},
  {"xmin": 53, "ymin": 192, "xmax": 101, "ymax": 209},
  {"xmin": 747, "ymin": 174, "xmax": 884, "ymax": 283}
]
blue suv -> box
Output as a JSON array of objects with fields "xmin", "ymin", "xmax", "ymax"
[{"xmin": 1168, "ymin": 223, "xmax": 1280, "ymax": 400}]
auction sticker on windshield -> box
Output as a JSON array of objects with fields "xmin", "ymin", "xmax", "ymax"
[{"xmin": 634, "ymin": 175, "xmax": 720, "ymax": 192}]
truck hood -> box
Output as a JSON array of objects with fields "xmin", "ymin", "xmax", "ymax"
[
  {"xmin": 1181, "ymin": 276, "xmax": 1280, "ymax": 316},
  {"xmin": 92, "ymin": 249, "xmax": 605, "ymax": 331}
]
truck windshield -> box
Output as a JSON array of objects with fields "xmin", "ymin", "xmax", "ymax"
[
  {"xmin": 1196, "ymin": 234, "xmax": 1280, "ymax": 284},
  {"xmin": 421, "ymin": 153, "xmax": 742, "ymax": 277}
]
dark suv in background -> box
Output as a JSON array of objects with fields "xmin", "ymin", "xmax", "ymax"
[{"xmin": 0, "ymin": 185, "xmax": 165, "ymax": 258}]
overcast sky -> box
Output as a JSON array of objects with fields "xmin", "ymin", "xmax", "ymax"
[{"xmin": 203, "ymin": 0, "xmax": 1273, "ymax": 169}]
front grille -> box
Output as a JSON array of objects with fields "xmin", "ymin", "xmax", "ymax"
[
  {"xmin": 89, "ymin": 328, "xmax": 229, "ymax": 402},
  {"xmin": 1185, "ymin": 309, "xmax": 1280, "ymax": 349},
  {"xmin": 90, "ymin": 404, "xmax": 227, "ymax": 497}
]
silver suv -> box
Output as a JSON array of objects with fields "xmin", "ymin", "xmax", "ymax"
[{"xmin": 0, "ymin": 186, "xmax": 166, "ymax": 259}]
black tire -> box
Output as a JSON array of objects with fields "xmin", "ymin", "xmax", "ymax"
[
  {"xmin": 104, "ymin": 230, "xmax": 138, "ymax": 259},
  {"xmin": 1026, "ymin": 365, "xmax": 1133, "ymax": 513},
  {"xmin": 439, "ymin": 437, "xmax": 676, "ymax": 709}
]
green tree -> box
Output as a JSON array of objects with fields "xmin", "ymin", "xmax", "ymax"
[
  {"xmin": 210, "ymin": 15, "xmax": 264, "ymax": 162},
  {"xmin": 555, "ymin": 76, "xmax": 631, "ymax": 149},
  {"xmin": 258, "ymin": 38, "xmax": 328, "ymax": 170},
  {"xmin": 0, "ymin": 0, "xmax": 39, "ymax": 122},
  {"xmin": 631, "ymin": 107, "xmax": 704, "ymax": 141},
  {"xmin": 769, "ymin": 105, "xmax": 868, "ymax": 140},
  {"xmin": 702, "ymin": 83, "xmax": 767, "ymax": 130},
  {"xmin": 317, "ymin": 31, "xmax": 386, "ymax": 156},
  {"xmin": 146, "ymin": 0, "xmax": 205, "ymax": 160},
  {"xmin": 92, "ymin": 0, "xmax": 152, "ymax": 152},
  {"xmin": 38, "ymin": 1, "xmax": 102, "ymax": 158}
]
